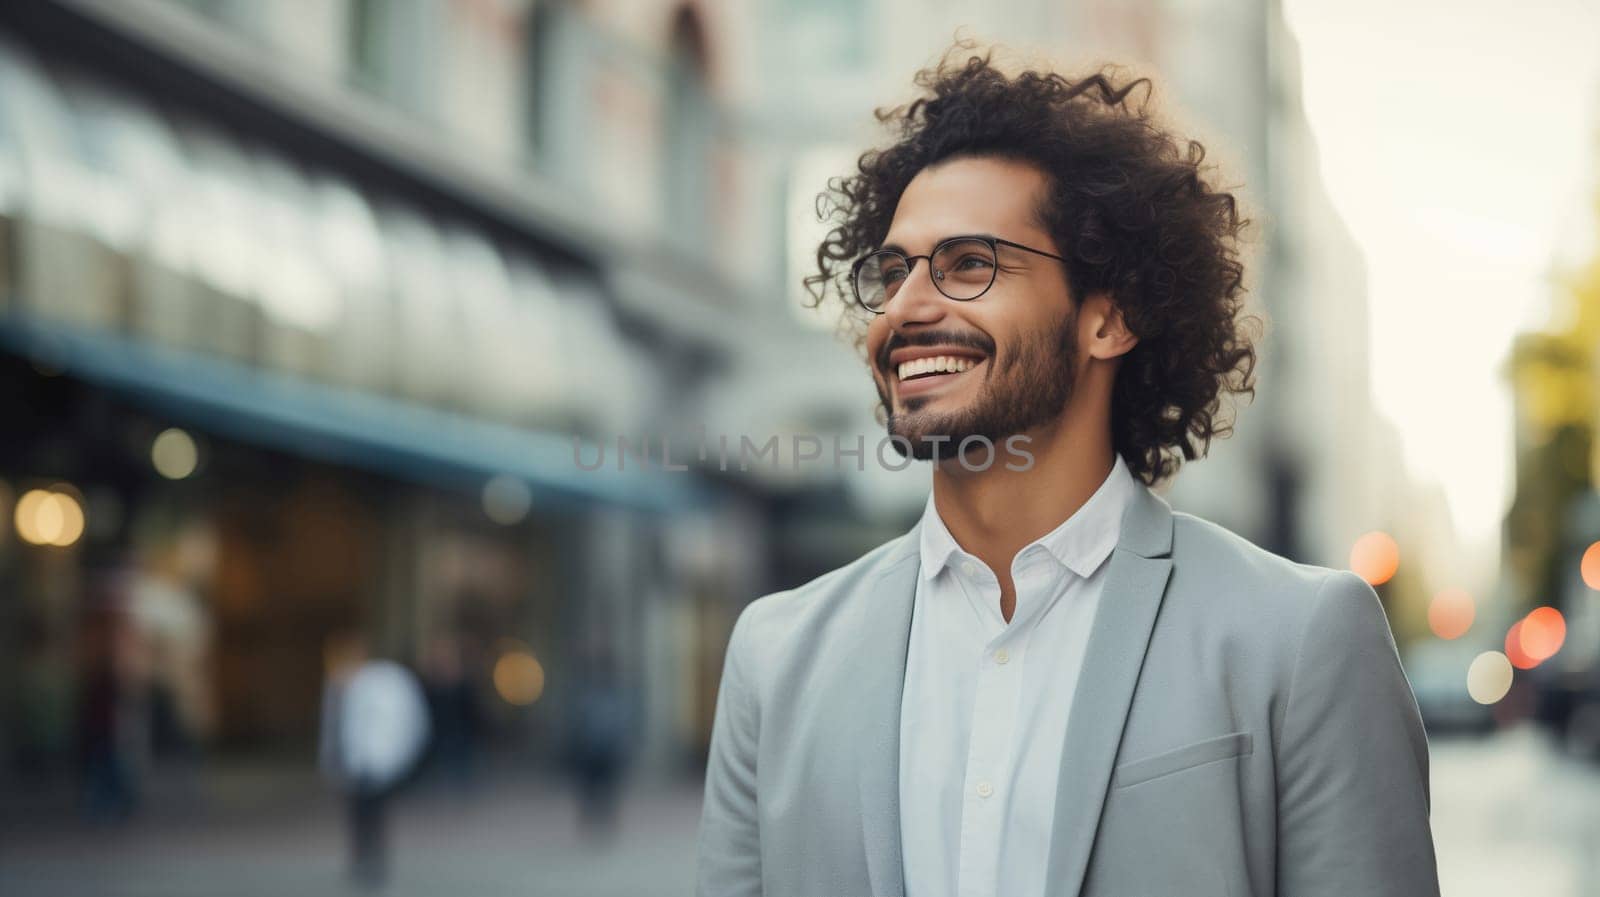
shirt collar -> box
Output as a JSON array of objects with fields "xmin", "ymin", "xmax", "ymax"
[
  {"xmin": 917, "ymin": 489, "xmax": 963, "ymax": 582},
  {"xmin": 917, "ymin": 452, "xmax": 1139, "ymax": 582}
]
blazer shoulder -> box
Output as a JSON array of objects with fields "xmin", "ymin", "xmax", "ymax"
[
  {"xmin": 733, "ymin": 529, "xmax": 917, "ymax": 643},
  {"xmin": 1163, "ymin": 512, "xmax": 1399, "ymax": 731},
  {"xmin": 1167, "ymin": 510, "xmax": 1357, "ymax": 633},
  {"xmin": 1170, "ymin": 510, "xmax": 1327, "ymax": 580}
]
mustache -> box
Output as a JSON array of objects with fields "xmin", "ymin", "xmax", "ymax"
[{"xmin": 876, "ymin": 330, "xmax": 996, "ymax": 373}]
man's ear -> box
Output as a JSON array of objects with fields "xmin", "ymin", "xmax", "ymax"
[{"xmin": 1084, "ymin": 292, "xmax": 1139, "ymax": 361}]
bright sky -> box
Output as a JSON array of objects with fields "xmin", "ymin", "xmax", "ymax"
[{"xmin": 1283, "ymin": 0, "xmax": 1600, "ymax": 560}]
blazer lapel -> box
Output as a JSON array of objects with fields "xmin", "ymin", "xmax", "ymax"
[
  {"xmin": 1043, "ymin": 483, "xmax": 1175, "ymax": 896},
  {"xmin": 853, "ymin": 535, "xmax": 921, "ymax": 897}
]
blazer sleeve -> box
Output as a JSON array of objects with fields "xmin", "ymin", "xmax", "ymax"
[
  {"xmin": 1276, "ymin": 570, "xmax": 1440, "ymax": 896},
  {"xmin": 696, "ymin": 602, "xmax": 763, "ymax": 897}
]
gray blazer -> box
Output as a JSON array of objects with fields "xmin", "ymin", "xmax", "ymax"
[{"xmin": 695, "ymin": 481, "xmax": 1440, "ymax": 897}]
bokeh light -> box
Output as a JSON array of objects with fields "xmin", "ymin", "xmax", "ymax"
[
  {"xmin": 1582, "ymin": 541, "xmax": 1600, "ymax": 590},
  {"xmin": 13, "ymin": 489, "xmax": 45, "ymax": 542},
  {"xmin": 1504, "ymin": 619, "xmax": 1540, "ymax": 670},
  {"xmin": 1518, "ymin": 606, "xmax": 1566, "ymax": 662},
  {"xmin": 1349, "ymin": 530, "xmax": 1399, "ymax": 586},
  {"xmin": 14, "ymin": 487, "xmax": 86, "ymax": 548},
  {"xmin": 1466, "ymin": 651, "xmax": 1514, "ymax": 705},
  {"xmin": 1427, "ymin": 587, "xmax": 1475, "ymax": 639},
  {"xmin": 151, "ymin": 428, "xmax": 199, "ymax": 479},
  {"xmin": 481, "ymin": 474, "xmax": 533, "ymax": 525},
  {"xmin": 493, "ymin": 648, "xmax": 545, "ymax": 706}
]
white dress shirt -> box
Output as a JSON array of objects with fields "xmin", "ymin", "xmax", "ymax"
[{"xmin": 899, "ymin": 454, "xmax": 1139, "ymax": 897}]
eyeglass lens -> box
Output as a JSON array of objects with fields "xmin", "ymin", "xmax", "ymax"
[{"xmin": 855, "ymin": 238, "xmax": 997, "ymax": 310}]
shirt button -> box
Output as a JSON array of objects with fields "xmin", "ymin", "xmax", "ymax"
[
  {"xmin": 976, "ymin": 781, "xmax": 994, "ymax": 798},
  {"xmin": 994, "ymin": 648, "xmax": 1010, "ymax": 665},
  {"xmin": 961, "ymin": 560, "xmax": 977, "ymax": 577}
]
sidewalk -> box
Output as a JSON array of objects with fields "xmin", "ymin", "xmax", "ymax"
[
  {"xmin": 7, "ymin": 726, "xmax": 1598, "ymax": 896},
  {"xmin": 1430, "ymin": 724, "xmax": 1600, "ymax": 897},
  {"xmin": 1, "ymin": 770, "xmax": 706, "ymax": 897}
]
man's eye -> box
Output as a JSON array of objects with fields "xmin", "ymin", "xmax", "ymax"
[
  {"xmin": 953, "ymin": 255, "xmax": 992, "ymax": 270},
  {"xmin": 881, "ymin": 267, "xmax": 908, "ymax": 283}
]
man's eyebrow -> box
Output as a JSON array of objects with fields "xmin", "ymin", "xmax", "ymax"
[{"xmin": 879, "ymin": 232, "xmax": 1000, "ymax": 254}]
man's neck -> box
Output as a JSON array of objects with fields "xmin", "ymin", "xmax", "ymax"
[{"xmin": 930, "ymin": 414, "xmax": 1116, "ymax": 592}]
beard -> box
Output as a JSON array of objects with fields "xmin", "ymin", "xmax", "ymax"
[{"xmin": 878, "ymin": 308, "xmax": 1078, "ymax": 463}]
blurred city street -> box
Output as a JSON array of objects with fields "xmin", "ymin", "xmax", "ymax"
[
  {"xmin": 0, "ymin": 771, "xmax": 705, "ymax": 897},
  {"xmin": 3, "ymin": 725, "xmax": 1598, "ymax": 896},
  {"xmin": 1, "ymin": 0, "xmax": 1598, "ymax": 893},
  {"xmin": 1430, "ymin": 726, "xmax": 1600, "ymax": 897}
]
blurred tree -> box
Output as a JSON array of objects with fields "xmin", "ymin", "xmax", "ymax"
[{"xmin": 1504, "ymin": 192, "xmax": 1600, "ymax": 616}]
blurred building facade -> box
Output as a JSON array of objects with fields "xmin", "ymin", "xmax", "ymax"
[
  {"xmin": 1503, "ymin": 187, "xmax": 1600, "ymax": 736},
  {"xmin": 0, "ymin": 0, "xmax": 901, "ymax": 792}
]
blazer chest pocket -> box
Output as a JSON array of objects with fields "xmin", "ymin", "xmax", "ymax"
[{"xmin": 1111, "ymin": 731, "xmax": 1253, "ymax": 789}]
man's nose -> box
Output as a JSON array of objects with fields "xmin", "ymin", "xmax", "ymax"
[{"xmin": 884, "ymin": 259, "xmax": 948, "ymax": 330}]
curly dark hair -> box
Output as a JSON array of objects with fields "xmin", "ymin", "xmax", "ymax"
[{"xmin": 804, "ymin": 42, "xmax": 1261, "ymax": 486}]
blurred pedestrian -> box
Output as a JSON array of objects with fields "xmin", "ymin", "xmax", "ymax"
[
  {"xmin": 76, "ymin": 566, "xmax": 149, "ymax": 824},
  {"xmin": 567, "ymin": 652, "xmax": 635, "ymax": 843},
  {"xmin": 128, "ymin": 564, "xmax": 213, "ymax": 807},
  {"xmin": 421, "ymin": 633, "xmax": 482, "ymax": 790},
  {"xmin": 318, "ymin": 630, "xmax": 430, "ymax": 888}
]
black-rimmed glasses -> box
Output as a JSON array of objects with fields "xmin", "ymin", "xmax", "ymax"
[{"xmin": 850, "ymin": 234, "xmax": 1068, "ymax": 314}]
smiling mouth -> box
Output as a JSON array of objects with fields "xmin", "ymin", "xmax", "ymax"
[
  {"xmin": 892, "ymin": 355, "xmax": 987, "ymax": 398},
  {"xmin": 896, "ymin": 355, "xmax": 981, "ymax": 381}
]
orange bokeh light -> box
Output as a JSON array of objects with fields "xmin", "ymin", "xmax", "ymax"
[
  {"xmin": 1519, "ymin": 607, "xmax": 1566, "ymax": 662},
  {"xmin": 1427, "ymin": 588, "xmax": 1475, "ymax": 640},
  {"xmin": 1349, "ymin": 531, "xmax": 1400, "ymax": 586},
  {"xmin": 1583, "ymin": 542, "xmax": 1600, "ymax": 590},
  {"xmin": 1505, "ymin": 620, "xmax": 1540, "ymax": 670}
]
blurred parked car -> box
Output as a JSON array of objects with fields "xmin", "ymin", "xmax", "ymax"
[{"xmin": 1405, "ymin": 639, "xmax": 1496, "ymax": 736}]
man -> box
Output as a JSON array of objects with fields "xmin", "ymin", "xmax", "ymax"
[
  {"xmin": 695, "ymin": 44, "xmax": 1440, "ymax": 897},
  {"xmin": 318, "ymin": 630, "xmax": 430, "ymax": 888}
]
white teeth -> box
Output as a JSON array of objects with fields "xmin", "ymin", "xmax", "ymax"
[{"xmin": 897, "ymin": 355, "xmax": 978, "ymax": 381}]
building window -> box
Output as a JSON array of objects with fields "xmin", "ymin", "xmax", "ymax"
[{"xmin": 662, "ymin": 6, "xmax": 713, "ymax": 251}]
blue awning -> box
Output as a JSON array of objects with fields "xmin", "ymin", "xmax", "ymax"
[{"xmin": 0, "ymin": 314, "xmax": 706, "ymax": 514}]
